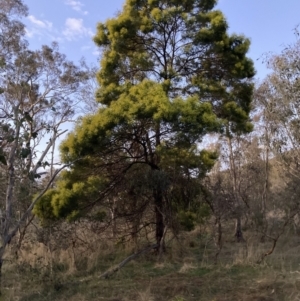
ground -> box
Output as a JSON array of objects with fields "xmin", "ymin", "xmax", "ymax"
[{"xmin": 2, "ymin": 226, "xmax": 300, "ymax": 301}]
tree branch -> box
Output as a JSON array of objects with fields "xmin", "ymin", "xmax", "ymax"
[{"xmin": 99, "ymin": 243, "xmax": 158, "ymax": 279}]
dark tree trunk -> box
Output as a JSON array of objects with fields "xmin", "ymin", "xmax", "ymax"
[
  {"xmin": 0, "ymin": 258, "xmax": 2, "ymax": 295},
  {"xmin": 154, "ymin": 189, "xmax": 165, "ymax": 251},
  {"xmin": 235, "ymin": 216, "xmax": 244, "ymax": 243},
  {"xmin": 152, "ymin": 124, "xmax": 165, "ymax": 252}
]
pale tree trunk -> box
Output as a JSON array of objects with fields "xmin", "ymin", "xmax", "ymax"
[
  {"xmin": 0, "ymin": 108, "xmax": 21, "ymax": 294},
  {"xmin": 260, "ymin": 125, "xmax": 270, "ymax": 242},
  {"xmin": 4, "ymin": 108, "xmax": 21, "ymax": 242},
  {"xmin": 110, "ymin": 199, "xmax": 117, "ymax": 240},
  {"xmin": 227, "ymin": 134, "xmax": 245, "ymax": 243},
  {"xmin": 50, "ymin": 130, "xmax": 56, "ymax": 186},
  {"xmin": 214, "ymin": 217, "xmax": 223, "ymax": 263},
  {"xmin": 0, "ymin": 124, "xmax": 70, "ymax": 293},
  {"xmin": 0, "ymin": 163, "xmax": 69, "ymax": 293}
]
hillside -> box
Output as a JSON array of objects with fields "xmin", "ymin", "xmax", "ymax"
[{"xmin": 3, "ymin": 223, "xmax": 300, "ymax": 301}]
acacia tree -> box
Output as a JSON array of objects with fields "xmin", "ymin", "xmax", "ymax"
[
  {"xmin": 0, "ymin": 0, "xmax": 91, "ymax": 288},
  {"xmin": 35, "ymin": 0, "xmax": 254, "ymax": 249}
]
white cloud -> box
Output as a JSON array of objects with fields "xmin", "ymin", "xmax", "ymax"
[
  {"xmin": 25, "ymin": 28, "xmax": 34, "ymax": 38},
  {"xmin": 26, "ymin": 15, "xmax": 54, "ymax": 40},
  {"xmin": 28, "ymin": 15, "xmax": 52, "ymax": 29},
  {"xmin": 65, "ymin": 0, "xmax": 88, "ymax": 14},
  {"xmin": 26, "ymin": 15, "xmax": 92, "ymax": 43},
  {"xmin": 81, "ymin": 45, "xmax": 92, "ymax": 51},
  {"xmin": 25, "ymin": 26, "xmax": 63, "ymax": 43},
  {"xmin": 92, "ymin": 48, "xmax": 100, "ymax": 57},
  {"xmin": 63, "ymin": 18, "xmax": 93, "ymax": 41}
]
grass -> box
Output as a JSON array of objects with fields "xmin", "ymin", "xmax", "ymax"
[{"xmin": 3, "ymin": 226, "xmax": 300, "ymax": 301}]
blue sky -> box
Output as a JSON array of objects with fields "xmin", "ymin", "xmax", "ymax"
[{"xmin": 23, "ymin": 0, "xmax": 300, "ymax": 80}]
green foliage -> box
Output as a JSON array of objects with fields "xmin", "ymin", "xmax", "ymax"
[
  {"xmin": 34, "ymin": 170, "xmax": 107, "ymax": 221},
  {"xmin": 178, "ymin": 211, "xmax": 197, "ymax": 231},
  {"xmin": 94, "ymin": 0, "xmax": 254, "ymax": 132},
  {"xmin": 33, "ymin": 189, "xmax": 58, "ymax": 221},
  {"xmin": 38, "ymin": 0, "xmax": 255, "ymax": 238}
]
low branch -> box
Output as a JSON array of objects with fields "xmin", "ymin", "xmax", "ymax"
[
  {"xmin": 32, "ymin": 129, "xmax": 68, "ymax": 175},
  {"xmin": 99, "ymin": 243, "xmax": 159, "ymax": 279},
  {"xmin": 257, "ymin": 211, "xmax": 299, "ymax": 264},
  {"xmin": 5, "ymin": 160, "xmax": 78, "ymax": 245}
]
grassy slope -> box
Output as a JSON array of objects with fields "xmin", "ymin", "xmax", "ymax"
[{"xmin": 3, "ymin": 227, "xmax": 300, "ymax": 301}]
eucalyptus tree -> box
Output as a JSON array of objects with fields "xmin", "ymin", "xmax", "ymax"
[
  {"xmin": 0, "ymin": 0, "xmax": 91, "ymax": 288},
  {"xmin": 255, "ymin": 35, "xmax": 300, "ymax": 235},
  {"xmin": 35, "ymin": 0, "xmax": 254, "ymax": 249},
  {"xmin": 256, "ymin": 36, "xmax": 300, "ymax": 164},
  {"xmin": 0, "ymin": 0, "xmax": 28, "ymax": 60}
]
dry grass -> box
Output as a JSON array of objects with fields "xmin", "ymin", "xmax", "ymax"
[
  {"xmin": 136, "ymin": 284, "xmax": 154, "ymax": 301},
  {"xmin": 3, "ymin": 224, "xmax": 300, "ymax": 301}
]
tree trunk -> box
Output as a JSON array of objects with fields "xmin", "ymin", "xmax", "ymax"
[
  {"xmin": 152, "ymin": 123, "xmax": 165, "ymax": 252},
  {"xmin": 154, "ymin": 190, "xmax": 165, "ymax": 251},
  {"xmin": 0, "ymin": 247, "xmax": 5, "ymax": 296},
  {"xmin": 261, "ymin": 124, "xmax": 270, "ymax": 242},
  {"xmin": 110, "ymin": 198, "xmax": 117, "ymax": 239},
  {"xmin": 227, "ymin": 133, "xmax": 245, "ymax": 243},
  {"xmin": 0, "ymin": 258, "xmax": 2, "ymax": 295},
  {"xmin": 235, "ymin": 216, "xmax": 244, "ymax": 243},
  {"xmin": 214, "ymin": 217, "xmax": 223, "ymax": 263}
]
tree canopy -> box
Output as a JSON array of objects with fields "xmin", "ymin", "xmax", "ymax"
[{"xmin": 35, "ymin": 0, "xmax": 255, "ymax": 247}]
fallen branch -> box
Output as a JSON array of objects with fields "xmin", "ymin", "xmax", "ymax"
[
  {"xmin": 99, "ymin": 243, "xmax": 158, "ymax": 279},
  {"xmin": 257, "ymin": 211, "xmax": 298, "ymax": 264}
]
